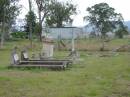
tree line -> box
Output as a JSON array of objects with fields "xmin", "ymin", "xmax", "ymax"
[{"xmin": 0, "ymin": 0, "xmax": 128, "ymax": 48}]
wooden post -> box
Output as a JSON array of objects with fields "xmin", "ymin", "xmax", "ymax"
[{"xmin": 71, "ymin": 28, "xmax": 75, "ymax": 52}]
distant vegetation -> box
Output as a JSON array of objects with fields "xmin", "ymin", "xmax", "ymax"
[
  {"xmin": 84, "ymin": 3, "xmax": 128, "ymax": 51},
  {"xmin": 0, "ymin": 0, "xmax": 129, "ymax": 49}
]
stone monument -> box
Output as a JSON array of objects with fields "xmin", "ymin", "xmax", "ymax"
[{"xmin": 42, "ymin": 35, "xmax": 54, "ymax": 58}]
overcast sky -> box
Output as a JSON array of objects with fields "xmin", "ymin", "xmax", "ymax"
[{"xmin": 19, "ymin": 0, "xmax": 130, "ymax": 27}]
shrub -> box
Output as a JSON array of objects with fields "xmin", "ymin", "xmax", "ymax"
[{"xmin": 11, "ymin": 32, "xmax": 27, "ymax": 39}]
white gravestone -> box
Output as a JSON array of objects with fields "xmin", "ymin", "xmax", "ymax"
[
  {"xmin": 14, "ymin": 54, "xmax": 19, "ymax": 62},
  {"xmin": 23, "ymin": 52, "xmax": 28, "ymax": 59},
  {"xmin": 43, "ymin": 43, "xmax": 54, "ymax": 58},
  {"xmin": 42, "ymin": 35, "xmax": 54, "ymax": 58}
]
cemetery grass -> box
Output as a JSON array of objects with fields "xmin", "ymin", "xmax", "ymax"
[
  {"xmin": 57, "ymin": 38, "xmax": 130, "ymax": 51},
  {"xmin": 0, "ymin": 39, "xmax": 130, "ymax": 97}
]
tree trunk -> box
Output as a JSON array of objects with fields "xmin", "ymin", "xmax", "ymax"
[
  {"xmin": 0, "ymin": 6, "xmax": 6, "ymax": 49},
  {"xmin": 0, "ymin": 22, "xmax": 5, "ymax": 48},
  {"xmin": 38, "ymin": 9, "xmax": 43, "ymax": 41},
  {"xmin": 100, "ymin": 40, "xmax": 105, "ymax": 51},
  {"xmin": 56, "ymin": 22, "xmax": 62, "ymax": 27},
  {"xmin": 100, "ymin": 35, "xmax": 105, "ymax": 51},
  {"xmin": 28, "ymin": 0, "xmax": 33, "ymax": 48}
]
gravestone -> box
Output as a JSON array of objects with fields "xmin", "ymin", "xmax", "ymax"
[
  {"xmin": 21, "ymin": 48, "xmax": 29, "ymax": 61},
  {"xmin": 11, "ymin": 47, "xmax": 19, "ymax": 65},
  {"xmin": 42, "ymin": 36, "xmax": 54, "ymax": 58}
]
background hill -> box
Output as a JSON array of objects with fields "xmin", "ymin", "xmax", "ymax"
[
  {"xmin": 124, "ymin": 21, "xmax": 130, "ymax": 32},
  {"xmin": 84, "ymin": 21, "xmax": 130, "ymax": 33}
]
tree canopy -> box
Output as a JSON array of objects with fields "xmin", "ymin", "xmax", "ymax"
[
  {"xmin": 0, "ymin": 0, "xmax": 20, "ymax": 48},
  {"xmin": 24, "ymin": 11, "xmax": 36, "ymax": 37},
  {"xmin": 46, "ymin": 0, "xmax": 77, "ymax": 27},
  {"xmin": 0, "ymin": 0, "xmax": 20, "ymax": 25},
  {"xmin": 35, "ymin": 0, "xmax": 52, "ymax": 40}
]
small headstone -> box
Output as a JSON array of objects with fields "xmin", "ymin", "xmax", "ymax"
[
  {"xmin": 14, "ymin": 54, "xmax": 19, "ymax": 62},
  {"xmin": 11, "ymin": 47, "xmax": 19, "ymax": 65},
  {"xmin": 23, "ymin": 52, "xmax": 28, "ymax": 59},
  {"xmin": 21, "ymin": 48, "xmax": 29, "ymax": 61},
  {"xmin": 42, "ymin": 36, "xmax": 54, "ymax": 58}
]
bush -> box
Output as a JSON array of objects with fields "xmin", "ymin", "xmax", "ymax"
[
  {"xmin": 11, "ymin": 32, "xmax": 27, "ymax": 39},
  {"xmin": 115, "ymin": 28, "xmax": 129, "ymax": 39}
]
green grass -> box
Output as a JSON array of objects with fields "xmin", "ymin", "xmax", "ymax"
[
  {"xmin": 0, "ymin": 39, "xmax": 130, "ymax": 97},
  {"xmin": 74, "ymin": 38, "xmax": 130, "ymax": 51}
]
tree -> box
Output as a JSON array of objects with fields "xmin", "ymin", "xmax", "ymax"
[
  {"xmin": 84, "ymin": 3, "xmax": 127, "ymax": 51},
  {"xmin": 35, "ymin": 0, "xmax": 51, "ymax": 40},
  {"xmin": 28, "ymin": 0, "xmax": 33, "ymax": 47},
  {"xmin": 0, "ymin": 0, "xmax": 20, "ymax": 48},
  {"xmin": 34, "ymin": 23, "xmax": 41, "ymax": 37},
  {"xmin": 46, "ymin": 0, "xmax": 77, "ymax": 27},
  {"xmin": 25, "ymin": 11, "xmax": 36, "ymax": 36},
  {"xmin": 115, "ymin": 23, "xmax": 128, "ymax": 38}
]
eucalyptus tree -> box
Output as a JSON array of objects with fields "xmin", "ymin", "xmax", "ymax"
[
  {"xmin": 84, "ymin": 3, "xmax": 127, "ymax": 50},
  {"xmin": 46, "ymin": 0, "xmax": 77, "ymax": 27},
  {"xmin": 25, "ymin": 11, "xmax": 36, "ymax": 35},
  {"xmin": 27, "ymin": 0, "xmax": 35, "ymax": 47},
  {"xmin": 35, "ymin": 0, "xmax": 51, "ymax": 40}
]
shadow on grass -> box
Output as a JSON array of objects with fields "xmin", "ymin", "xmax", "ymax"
[{"xmin": 7, "ymin": 66, "xmax": 72, "ymax": 73}]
